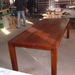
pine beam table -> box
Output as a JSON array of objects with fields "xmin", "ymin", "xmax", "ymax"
[{"xmin": 8, "ymin": 18, "xmax": 70, "ymax": 75}]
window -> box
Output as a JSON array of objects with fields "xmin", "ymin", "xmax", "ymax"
[{"xmin": 9, "ymin": 0, "xmax": 15, "ymax": 5}]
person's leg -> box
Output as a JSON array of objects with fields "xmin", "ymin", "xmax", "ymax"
[
  {"xmin": 17, "ymin": 11, "xmax": 21, "ymax": 28},
  {"xmin": 29, "ymin": 7, "xmax": 34, "ymax": 18},
  {"xmin": 29, "ymin": 7, "xmax": 33, "ymax": 17},
  {"xmin": 21, "ymin": 11, "xmax": 26, "ymax": 26}
]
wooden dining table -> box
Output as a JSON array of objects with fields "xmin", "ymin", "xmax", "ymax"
[{"xmin": 8, "ymin": 18, "xmax": 70, "ymax": 75}]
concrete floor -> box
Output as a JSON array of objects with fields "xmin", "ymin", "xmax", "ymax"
[{"xmin": 0, "ymin": 16, "xmax": 75, "ymax": 75}]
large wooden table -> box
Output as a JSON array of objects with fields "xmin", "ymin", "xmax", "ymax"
[{"xmin": 8, "ymin": 18, "xmax": 70, "ymax": 75}]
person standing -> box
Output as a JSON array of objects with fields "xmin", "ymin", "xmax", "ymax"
[
  {"xmin": 27, "ymin": 0, "xmax": 35, "ymax": 18},
  {"xmin": 14, "ymin": 0, "xmax": 27, "ymax": 28}
]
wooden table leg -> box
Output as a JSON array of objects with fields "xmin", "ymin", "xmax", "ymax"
[
  {"xmin": 10, "ymin": 17, "xmax": 13, "ymax": 28},
  {"xmin": 8, "ymin": 45, "xmax": 18, "ymax": 71},
  {"xmin": 51, "ymin": 49, "xmax": 57, "ymax": 75},
  {"xmin": 13, "ymin": 17, "xmax": 16, "ymax": 27},
  {"xmin": 67, "ymin": 22, "xmax": 70, "ymax": 38}
]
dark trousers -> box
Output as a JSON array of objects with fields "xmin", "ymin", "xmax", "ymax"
[{"xmin": 29, "ymin": 7, "xmax": 34, "ymax": 17}]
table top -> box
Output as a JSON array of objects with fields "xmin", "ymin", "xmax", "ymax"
[{"xmin": 8, "ymin": 18, "xmax": 69, "ymax": 50}]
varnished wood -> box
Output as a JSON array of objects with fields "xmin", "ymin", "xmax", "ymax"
[
  {"xmin": 8, "ymin": 18, "xmax": 70, "ymax": 75},
  {"xmin": 8, "ymin": 19, "xmax": 70, "ymax": 49},
  {"xmin": 67, "ymin": 22, "xmax": 70, "ymax": 38},
  {"xmin": 8, "ymin": 45, "xmax": 18, "ymax": 71},
  {"xmin": 51, "ymin": 48, "xmax": 57, "ymax": 75}
]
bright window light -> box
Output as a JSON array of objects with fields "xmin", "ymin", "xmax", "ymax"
[
  {"xmin": 1, "ymin": 28, "xmax": 10, "ymax": 35},
  {"xmin": 9, "ymin": 0, "xmax": 15, "ymax": 4}
]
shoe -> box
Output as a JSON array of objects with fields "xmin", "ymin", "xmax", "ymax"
[{"xmin": 16, "ymin": 27, "xmax": 21, "ymax": 29}]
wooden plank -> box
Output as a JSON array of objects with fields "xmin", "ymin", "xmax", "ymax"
[
  {"xmin": 51, "ymin": 48, "xmax": 57, "ymax": 75},
  {"xmin": 8, "ymin": 45, "xmax": 18, "ymax": 71}
]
